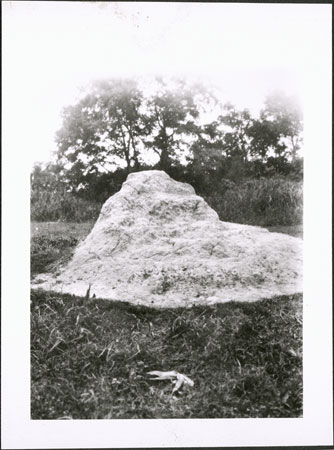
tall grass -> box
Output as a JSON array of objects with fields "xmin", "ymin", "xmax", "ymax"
[
  {"xmin": 31, "ymin": 190, "xmax": 102, "ymax": 222},
  {"xmin": 31, "ymin": 176, "xmax": 303, "ymax": 226},
  {"xmin": 205, "ymin": 177, "xmax": 303, "ymax": 227}
]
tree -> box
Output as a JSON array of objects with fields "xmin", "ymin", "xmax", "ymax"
[
  {"xmin": 144, "ymin": 78, "xmax": 204, "ymax": 170},
  {"xmin": 54, "ymin": 77, "xmax": 303, "ymax": 199},
  {"xmin": 191, "ymin": 103, "xmax": 254, "ymax": 182},
  {"xmin": 185, "ymin": 102, "xmax": 256, "ymax": 183},
  {"xmin": 56, "ymin": 78, "xmax": 148, "ymax": 187},
  {"xmin": 55, "ymin": 77, "xmax": 213, "ymax": 187},
  {"xmin": 31, "ymin": 161, "xmax": 66, "ymax": 194},
  {"xmin": 188, "ymin": 120, "xmax": 224, "ymax": 179},
  {"xmin": 218, "ymin": 103, "xmax": 253, "ymax": 162},
  {"xmin": 248, "ymin": 119, "xmax": 284, "ymax": 159},
  {"xmin": 249, "ymin": 91, "xmax": 303, "ymax": 161},
  {"xmin": 31, "ymin": 162, "xmax": 68, "ymax": 220}
]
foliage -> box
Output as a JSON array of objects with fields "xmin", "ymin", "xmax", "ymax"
[
  {"xmin": 249, "ymin": 91, "xmax": 303, "ymax": 161},
  {"xmin": 31, "ymin": 161, "xmax": 64, "ymax": 193},
  {"xmin": 188, "ymin": 92, "xmax": 303, "ymax": 183},
  {"xmin": 262, "ymin": 91, "xmax": 303, "ymax": 158},
  {"xmin": 144, "ymin": 78, "xmax": 204, "ymax": 169},
  {"xmin": 55, "ymin": 77, "xmax": 214, "ymax": 189},
  {"xmin": 31, "ymin": 188, "xmax": 101, "ymax": 222},
  {"xmin": 31, "ymin": 161, "xmax": 103, "ymax": 222},
  {"xmin": 56, "ymin": 78, "xmax": 148, "ymax": 189},
  {"xmin": 54, "ymin": 77, "xmax": 303, "ymax": 191},
  {"xmin": 218, "ymin": 103, "xmax": 253, "ymax": 161},
  {"xmin": 31, "ymin": 161, "xmax": 303, "ymax": 226},
  {"xmin": 31, "ymin": 165, "xmax": 102, "ymax": 222},
  {"xmin": 33, "ymin": 79, "xmax": 304, "ymax": 223},
  {"xmin": 205, "ymin": 177, "xmax": 303, "ymax": 227}
]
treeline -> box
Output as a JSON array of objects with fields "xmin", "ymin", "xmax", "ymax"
[{"xmin": 31, "ymin": 77, "xmax": 303, "ymax": 225}]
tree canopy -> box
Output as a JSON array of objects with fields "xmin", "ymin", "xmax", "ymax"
[
  {"xmin": 56, "ymin": 78, "xmax": 147, "ymax": 175},
  {"xmin": 144, "ymin": 78, "xmax": 202, "ymax": 170},
  {"xmin": 51, "ymin": 77, "xmax": 303, "ymax": 197}
]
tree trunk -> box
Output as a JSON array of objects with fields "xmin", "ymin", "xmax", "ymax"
[
  {"xmin": 124, "ymin": 152, "xmax": 131, "ymax": 174},
  {"xmin": 291, "ymin": 136, "xmax": 297, "ymax": 161},
  {"xmin": 133, "ymin": 155, "xmax": 141, "ymax": 170},
  {"xmin": 158, "ymin": 129, "xmax": 171, "ymax": 171},
  {"xmin": 159, "ymin": 148, "xmax": 171, "ymax": 171}
]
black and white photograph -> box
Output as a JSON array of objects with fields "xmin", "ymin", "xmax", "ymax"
[{"xmin": 2, "ymin": 2, "xmax": 332, "ymax": 448}]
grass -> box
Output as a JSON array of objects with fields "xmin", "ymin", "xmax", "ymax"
[
  {"xmin": 31, "ymin": 221, "xmax": 303, "ymax": 419},
  {"xmin": 31, "ymin": 290, "xmax": 302, "ymax": 419},
  {"xmin": 31, "ymin": 176, "xmax": 303, "ymax": 227},
  {"xmin": 31, "ymin": 222, "xmax": 94, "ymax": 277},
  {"xmin": 31, "ymin": 189, "xmax": 102, "ymax": 222},
  {"xmin": 31, "ymin": 222, "xmax": 94, "ymax": 240},
  {"xmin": 266, "ymin": 224, "xmax": 303, "ymax": 239},
  {"xmin": 205, "ymin": 177, "xmax": 303, "ymax": 227}
]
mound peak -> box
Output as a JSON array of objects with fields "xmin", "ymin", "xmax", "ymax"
[{"xmin": 33, "ymin": 170, "xmax": 303, "ymax": 307}]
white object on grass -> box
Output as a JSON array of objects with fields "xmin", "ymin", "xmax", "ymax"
[{"xmin": 147, "ymin": 370, "xmax": 194, "ymax": 394}]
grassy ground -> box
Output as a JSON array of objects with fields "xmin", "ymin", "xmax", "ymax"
[
  {"xmin": 31, "ymin": 222, "xmax": 303, "ymax": 419},
  {"xmin": 31, "ymin": 222, "xmax": 94, "ymax": 277},
  {"xmin": 265, "ymin": 224, "xmax": 303, "ymax": 239}
]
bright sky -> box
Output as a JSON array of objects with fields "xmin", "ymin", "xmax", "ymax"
[{"xmin": 2, "ymin": 1, "xmax": 331, "ymax": 166}]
